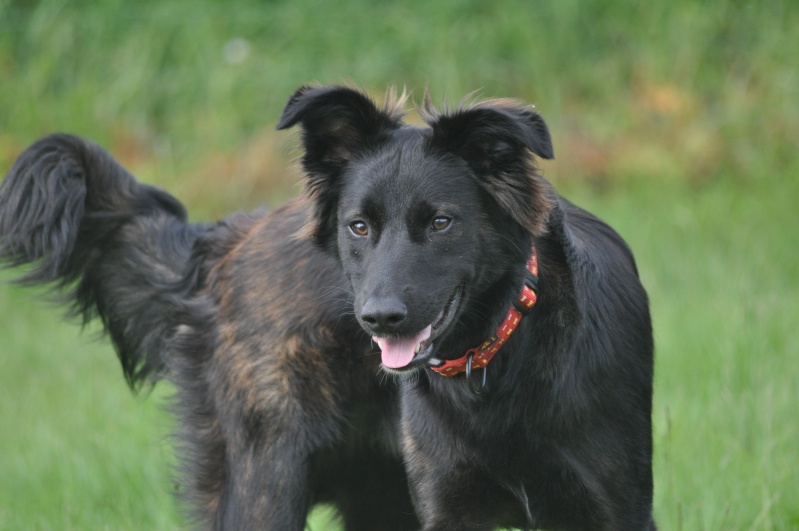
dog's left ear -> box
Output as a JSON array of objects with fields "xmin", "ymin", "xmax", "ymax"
[
  {"xmin": 425, "ymin": 101, "xmax": 555, "ymax": 235},
  {"xmin": 277, "ymin": 85, "xmax": 404, "ymax": 245}
]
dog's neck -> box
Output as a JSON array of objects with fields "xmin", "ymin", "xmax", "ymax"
[{"xmin": 427, "ymin": 242, "xmax": 539, "ymax": 391}]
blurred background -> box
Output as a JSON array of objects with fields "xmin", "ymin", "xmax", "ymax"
[{"xmin": 0, "ymin": 0, "xmax": 796, "ymax": 529}]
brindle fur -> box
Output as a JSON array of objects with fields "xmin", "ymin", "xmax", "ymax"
[{"xmin": 0, "ymin": 85, "xmax": 655, "ymax": 530}]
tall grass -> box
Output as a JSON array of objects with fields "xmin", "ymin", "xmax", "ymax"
[{"xmin": 1, "ymin": 0, "xmax": 797, "ymax": 529}]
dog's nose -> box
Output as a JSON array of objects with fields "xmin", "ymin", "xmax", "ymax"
[{"xmin": 360, "ymin": 296, "xmax": 407, "ymax": 334}]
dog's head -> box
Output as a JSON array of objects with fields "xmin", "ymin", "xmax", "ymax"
[{"xmin": 278, "ymin": 85, "xmax": 554, "ymax": 373}]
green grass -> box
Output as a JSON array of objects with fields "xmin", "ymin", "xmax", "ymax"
[
  {"xmin": 0, "ymin": 284, "xmax": 180, "ymax": 529},
  {"xmin": 1, "ymin": 0, "xmax": 797, "ymax": 529}
]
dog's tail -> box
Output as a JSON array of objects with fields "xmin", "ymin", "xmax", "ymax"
[{"xmin": 0, "ymin": 133, "xmax": 204, "ymax": 388}]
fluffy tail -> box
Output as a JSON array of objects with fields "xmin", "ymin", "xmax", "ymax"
[{"xmin": 0, "ymin": 133, "xmax": 202, "ymax": 388}]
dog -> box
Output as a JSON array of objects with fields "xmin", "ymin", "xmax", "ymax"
[{"xmin": 0, "ymin": 85, "xmax": 655, "ymax": 530}]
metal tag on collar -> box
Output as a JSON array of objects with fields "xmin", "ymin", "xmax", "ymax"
[{"xmin": 464, "ymin": 351, "xmax": 488, "ymax": 394}]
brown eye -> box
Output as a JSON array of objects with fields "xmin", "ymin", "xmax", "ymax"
[
  {"xmin": 350, "ymin": 221, "xmax": 369, "ymax": 237},
  {"xmin": 431, "ymin": 216, "xmax": 452, "ymax": 232}
]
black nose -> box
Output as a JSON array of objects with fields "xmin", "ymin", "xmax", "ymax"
[{"xmin": 360, "ymin": 296, "xmax": 407, "ymax": 334}]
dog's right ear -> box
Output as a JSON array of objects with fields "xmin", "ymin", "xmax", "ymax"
[{"xmin": 277, "ymin": 85, "xmax": 404, "ymax": 246}]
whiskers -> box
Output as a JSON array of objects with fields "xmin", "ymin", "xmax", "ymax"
[{"xmin": 309, "ymin": 280, "xmax": 354, "ymax": 306}]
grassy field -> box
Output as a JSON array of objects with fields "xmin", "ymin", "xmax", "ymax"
[{"xmin": 1, "ymin": 0, "xmax": 797, "ymax": 529}]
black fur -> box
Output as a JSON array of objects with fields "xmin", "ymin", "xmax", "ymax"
[
  {"xmin": 0, "ymin": 134, "xmax": 196, "ymax": 386},
  {"xmin": 0, "ymin": 86, "xmax": 655, "ymax": 530}
]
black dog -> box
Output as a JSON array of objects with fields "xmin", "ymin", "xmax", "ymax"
[{"xmin": 0, "ymin": 85, "xmax": 655, "ymax": 530}]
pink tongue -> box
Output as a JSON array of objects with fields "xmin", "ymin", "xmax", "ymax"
[{"xmin": 375, "ymin": 325, "xmax": 432, "ymax": 368}]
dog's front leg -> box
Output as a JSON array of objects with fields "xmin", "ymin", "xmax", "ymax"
[
  {"xmin": 408, "ymin": 469, "xmax": 530, "ymax": 531},
  {"xmin": 215, "ymin": 436, "xmax": 314, "ymax": 530},
  {"xmin": 401, "ymin": 399, "xmax": 533, "ymax": 531},
  {"xmin": 203, "ymin": 333, "xmax": 345, "ymax": 530},
  {"xmin": 404, "ymin": 447, "xmax": 531, "ymax": 531}
]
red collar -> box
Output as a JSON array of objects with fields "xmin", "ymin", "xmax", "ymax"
[{"xmin": 428, "ymin": 243, "xmax": 539, "ymax": 385}]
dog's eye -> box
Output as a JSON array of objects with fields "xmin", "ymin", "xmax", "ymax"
[
  {"xmin": 431, "ymin": 216, "xmax": 452, "ymax": 232},
  {"xmin": 350, "ymin": 221, "xmax": 369, "ymax": 237}
]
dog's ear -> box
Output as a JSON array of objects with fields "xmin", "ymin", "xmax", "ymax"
[
  {"xmin": 277, "ymin": 85, "xmax": 404, "ymax": 245},
  {"xmin": 425, "ymin": 100, "xmax": 555, "ymax": 235}
]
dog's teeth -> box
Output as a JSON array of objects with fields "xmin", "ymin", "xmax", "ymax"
[{"xmin": 415, "ymin": 343, "xmax": 421, "ymax": 354}]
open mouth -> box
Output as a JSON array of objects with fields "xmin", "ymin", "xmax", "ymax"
[{"xmin": 373, "ymin": 286, "xmax": 463, "ymax": 371}]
